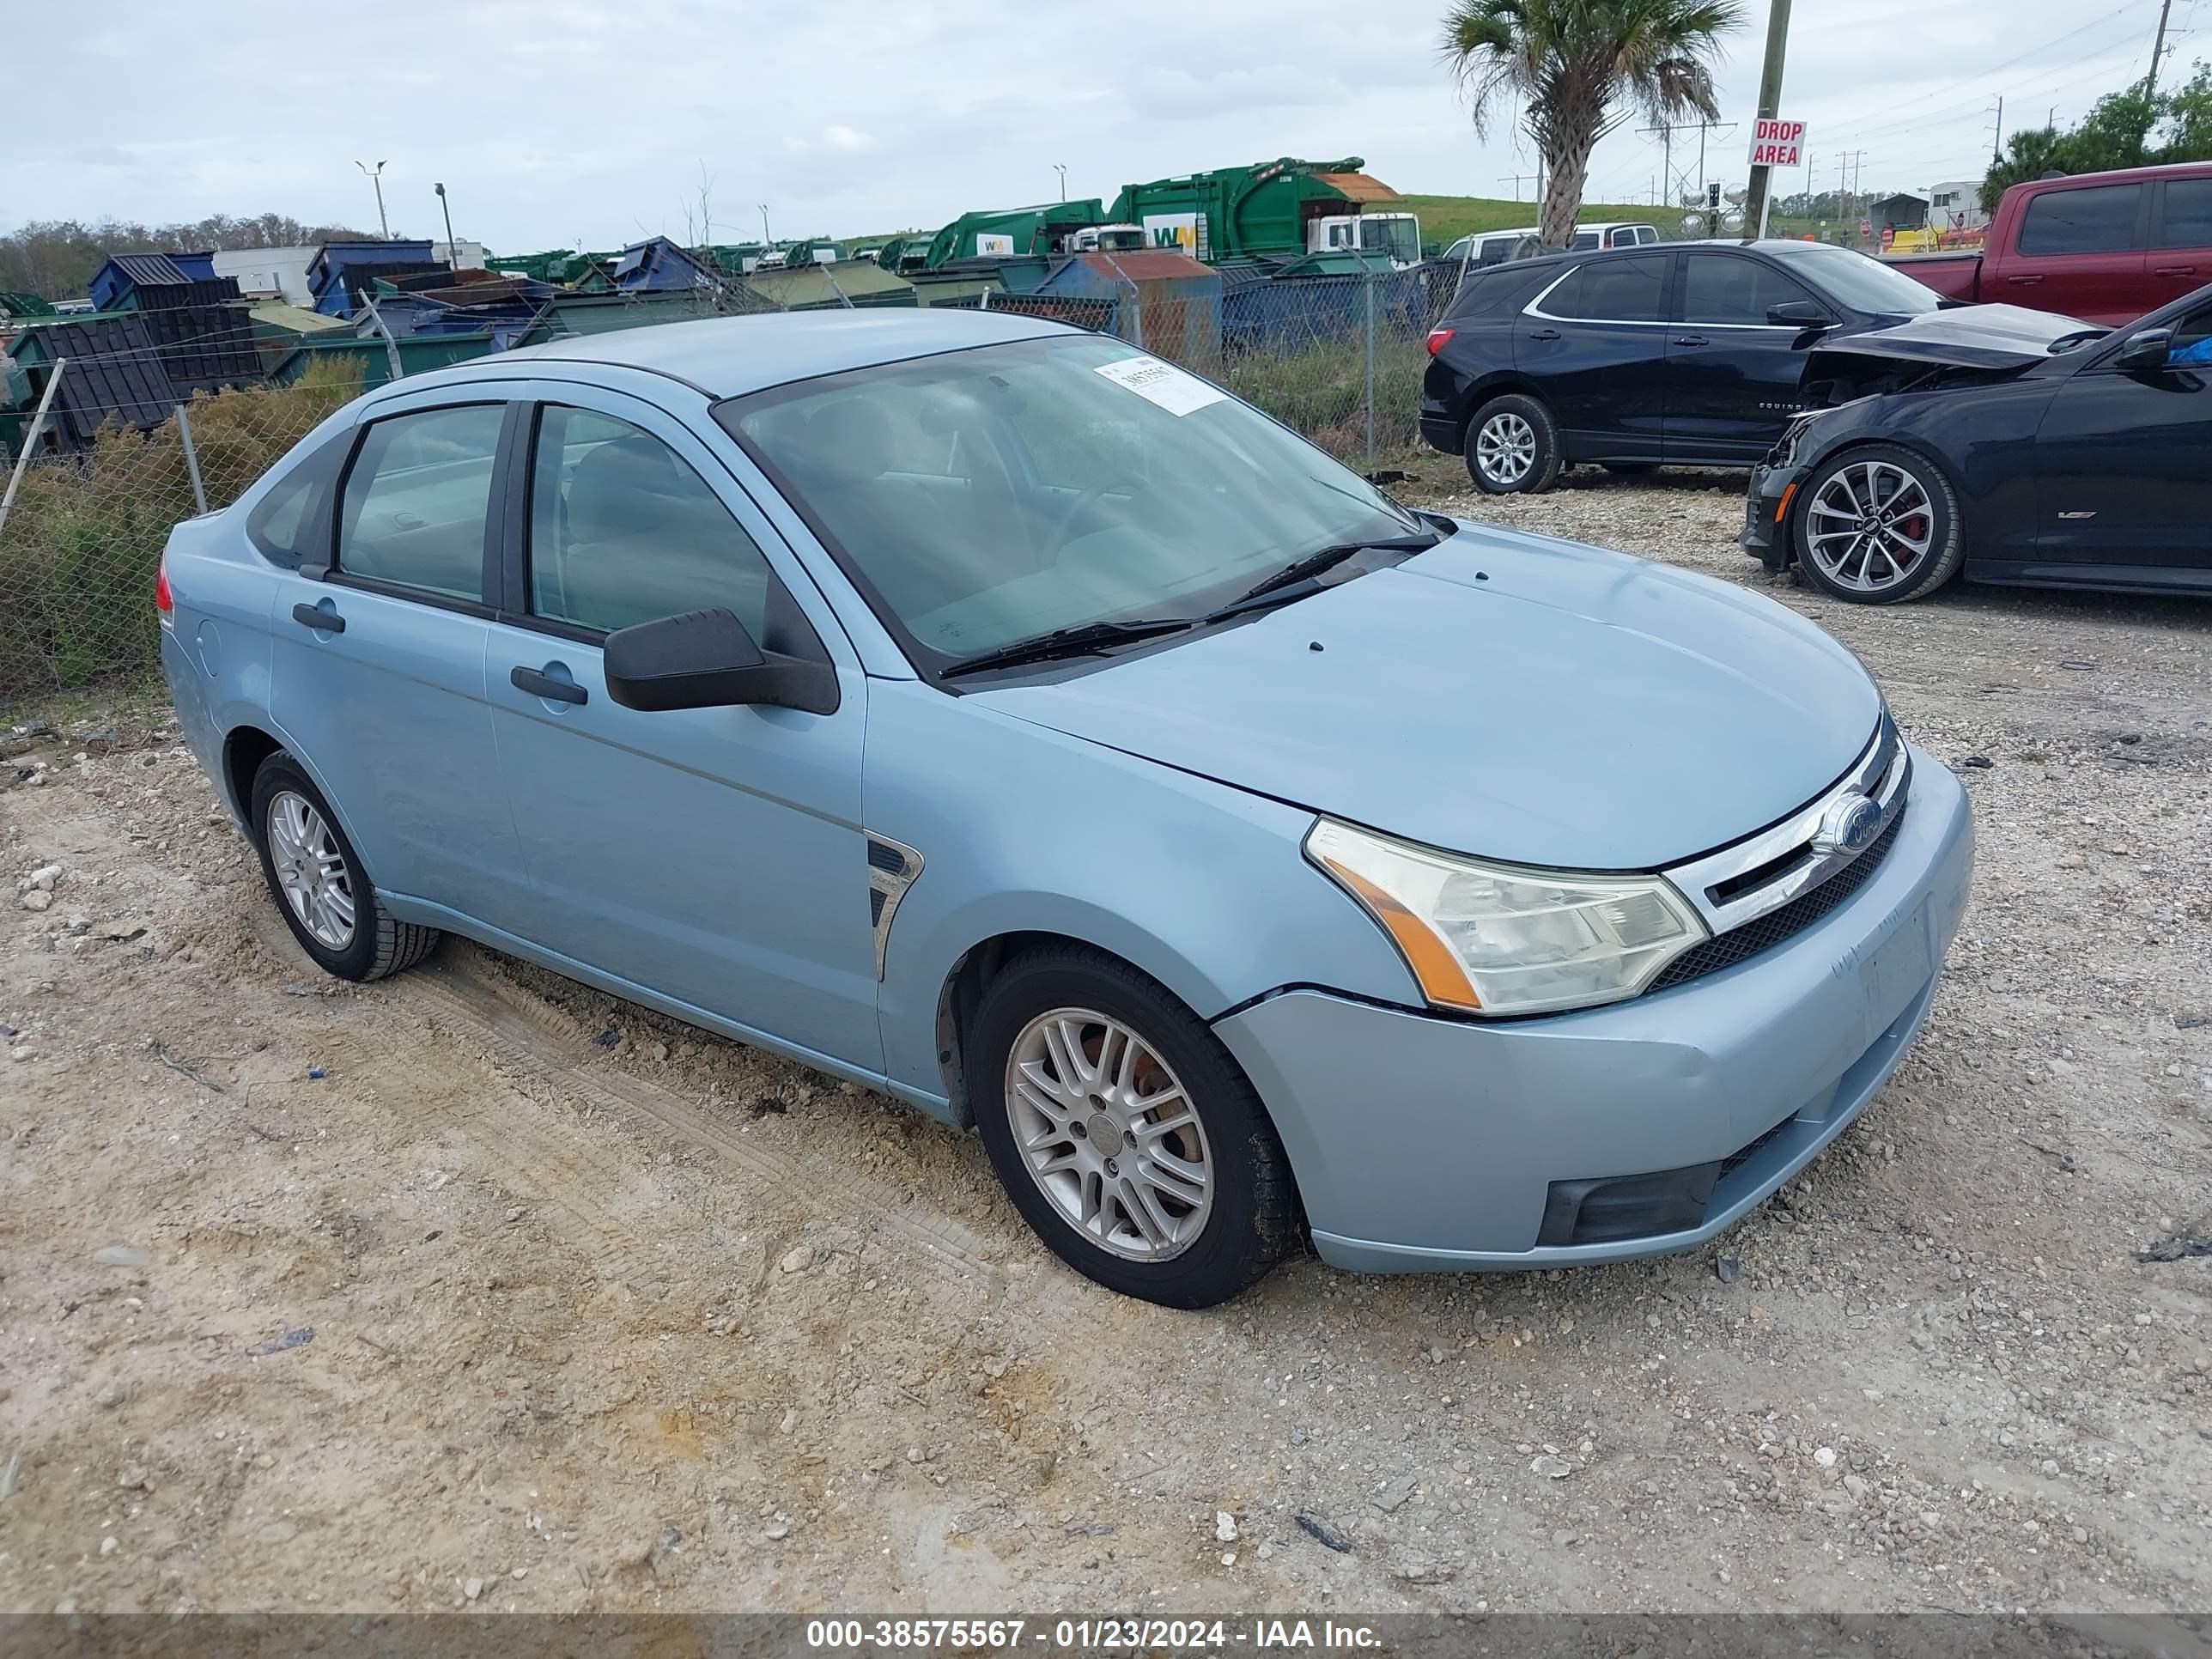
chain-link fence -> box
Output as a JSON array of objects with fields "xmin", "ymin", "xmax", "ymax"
[{"xmin": 0, "ymin": 264, "xmax": 1455, "ymax": 710}]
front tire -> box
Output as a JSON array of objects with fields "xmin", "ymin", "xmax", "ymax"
[
  {"xmin": 250, "ymin": 753, "xmax": 441, "ymax": 981},
  {"xmin": 1463, "ymin": 393, "xmax": 1562, "ymax": 495},
  {"xmin": 969, "ymin": 947, "xmax": 1296, "ymax": 1308},
  {"xmin": 1792, "ymin": 443, "xmax": 1964, "ymax": 605}
]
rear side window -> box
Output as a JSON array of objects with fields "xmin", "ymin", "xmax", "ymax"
[
  {"xmin": 337, "ymin": 404, "xmax": 504, "ymax": 602},
  {"xmin": 1680, "ymin": 252, "xmax": 1815, "ymax": 325},
  {"xmin": 1543, "ymin": 253, "xmax": 1668, "ymax": 322},
  {"xmin": 527, "ymin": 406, "xmax": 775, "ymax": 639},
  {"xmin": 2157, "ymin": 178, "xmax": 2212, "ymax": 249},
  {"xmin": 2017, "ymin": 184, "xmax": 2142, "ymax": 255}
]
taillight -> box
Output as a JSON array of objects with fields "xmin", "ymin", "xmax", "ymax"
[
  {"xmin": 155, "ymin": 558, "xmax": 173, "ymax": 624},
  {"xmin": 1425, "ymin": 327, "xmax": 1455, "ymax": 356}
]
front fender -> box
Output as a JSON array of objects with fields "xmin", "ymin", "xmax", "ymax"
[{"xmin": 862, "ymin": 682, "xmax": 1420, "ymax": 1113}]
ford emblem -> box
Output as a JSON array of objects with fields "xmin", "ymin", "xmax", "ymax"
[{"xmin": 1813, "ymin": 792, "xmax": 1885, "ymax": 855}]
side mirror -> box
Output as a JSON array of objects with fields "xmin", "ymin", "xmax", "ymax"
[
  {"xmin": 603, "ymin": 607, "xmax": 838, "ymax": 715},
  {"xmin": 2112, "ymin": 327, "xmax": 2173, "ymax": 373},
  {"xmin": 1767, "ymin": 301, "xmax": 1836, "ymax": 329}
]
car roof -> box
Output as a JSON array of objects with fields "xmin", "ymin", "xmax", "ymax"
[{"xmin": 384, "ymin": 307, "xmax": 1070, "ymax": 403}]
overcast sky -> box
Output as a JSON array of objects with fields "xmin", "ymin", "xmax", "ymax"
[{"xmin": 3, "ymin": 0, "xmax": 2190, "ymax": 252}]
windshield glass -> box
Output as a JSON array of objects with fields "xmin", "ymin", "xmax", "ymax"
[
  {"xmin": 1771, "ymin": 243, "xmax": 1945, "ymax": 316},
  {"xmin": 719, "ymin": 334, "xmax": 1419, "ymax": 667},
  {"xmin": 1359, "ymin": 216, "xmax": 1420, "ymax": 264}
]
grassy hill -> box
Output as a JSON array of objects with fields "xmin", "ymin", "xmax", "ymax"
[{"xmin": 1394, "ymin": 193, "xmax": 1689, "ymax": 245}]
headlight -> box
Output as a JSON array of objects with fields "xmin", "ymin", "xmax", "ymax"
[
  {"xmin": 1305, "ymin": 819, "xmax": 1709, "ymax": 1017},
  {"xmin": 1774, "ymin": 414, "xmax": 1819, "ymax": 466}
]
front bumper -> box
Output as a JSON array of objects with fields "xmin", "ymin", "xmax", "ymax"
[
  {"xmin": 1740, "ymin": 459, "xmax": 1808, "ymax": 564},
  {"xmin": 1212, "ymin": 745, "xmax": 1973, "ymax": 1273}
]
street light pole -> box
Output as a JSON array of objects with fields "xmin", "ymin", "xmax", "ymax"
[
  {"xmin": 356, "ymin": 160, "xmax": 390, "ymax": 240},
  {"xmin": 434, "ymin": 182, "xmax": 458, "ymax": 267},
  {"xmin": 1054, "ymin": 163, "xmax": 1067, "ymax": 202},
  {"xmin": 758, "ymin": 204, "xmax": 771, "ymax": 247}
]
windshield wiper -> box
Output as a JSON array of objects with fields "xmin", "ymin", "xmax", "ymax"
[
  {"xmin": 1202, "ymin": 531, "xmax": 1443, "ymax": 623},
  {"xmin": 939, "ymin": 617, "xmax": 1194, "ymax": 679}
]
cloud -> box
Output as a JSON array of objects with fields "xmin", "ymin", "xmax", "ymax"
[{"xmin": 0, "ymin": 0, "xmax": 2182, "ymax": 248}]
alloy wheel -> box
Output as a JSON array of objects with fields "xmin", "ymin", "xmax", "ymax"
[
  {"xmin": 1805, "ymin": 460, "xmax": 1935, "ymax": 594},
  {"xmin": 267, "ymin": 789, "xmax": 356, "ymax": 951},
  {"xmin": 1003, "ymin": 1006, "xmax": 1214, "ymax": 1262},
  {"xmin": 1476, "ymin": 411, "xmax": 1537, "ymax": 487}
]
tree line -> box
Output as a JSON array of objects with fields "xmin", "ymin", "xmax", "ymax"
[
  {"xmin": 1984, "ymin": 62, "xmax": 2212, "ymax": 209},
  {"xmin": 0, "ymin": 214, "xmax": 374, "ymax": 302}
]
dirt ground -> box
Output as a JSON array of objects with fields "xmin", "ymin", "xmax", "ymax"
[{"xmin": 2, "ymin": 464, "xmax": 2208, "ymax": 1619}]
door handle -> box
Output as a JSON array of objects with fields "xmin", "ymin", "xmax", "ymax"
[
  {"xmin": 1528, "ymin": 327, "xmax": 1561, "ymax": 342},
  {"xmin": 2155, "ymin": 264, "xmax": 2197, "ymax": 276},
  {"xmin": 2007, "ymin": 274, "xmax": 2043, "ymax": 285},
  {"xmin": 1672, "ymin": 335, "xmax": 1710, "ymax": 347},
  {"xmin": 511, "ymin": 665, "xmax": 587, "ymax": 706},
  {"xmin": 290, "ymin": 601, "xmax": 344, "ymax": 634}
]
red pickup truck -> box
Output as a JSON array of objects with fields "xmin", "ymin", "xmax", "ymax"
[{"xmin": 1887, "ymin": 161, "xmax": 2212, "ymax": 325}]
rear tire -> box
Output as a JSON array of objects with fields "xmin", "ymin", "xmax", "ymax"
[
  {"xmin": 1463, "ymin": 393, "xmax": 1562, "ymax": 495},
  {"xmin": 1791, "ymin": 443, "xmax": 1964, "ymax": 605},
  {"xmin": 969, "ymin": 946, "xmax": 1295, "ymax": 1308},
  {"xmin": 250, "ymin": 753, "xmax": 441, "ymax": 982}
]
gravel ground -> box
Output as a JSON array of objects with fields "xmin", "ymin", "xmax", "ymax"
[{"xmin": 1, "ymin": 465, "xmax": 2208, "ymax": 1618}]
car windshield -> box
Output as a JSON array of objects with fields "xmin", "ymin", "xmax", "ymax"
[
  {"xmin": 1770, "ymin": 243, "xmax": 1945, "ymax": 316},
  {"xmin": 719, "ymin": 333, "xmax": 1421, "ymax": 668},
  {"xmin": 1359, "ymin": 216, "xmax": 1420, "ymax": 264}
]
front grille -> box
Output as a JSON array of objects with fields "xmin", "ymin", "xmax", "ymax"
[{"xmin": 1650, "ymin": 805, "xmax": 1907, "ymax": 992}]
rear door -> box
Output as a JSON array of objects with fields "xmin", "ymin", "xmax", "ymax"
[
  {"xmin": 2007, "ymin": 181, "xmax": 2148, "ymax": 324},
  {"xmin": 1518, "ymin": 251, "xmax": 1674, "ymax": 462},
  {"xmin": 1663, "ymin": 249, "xmax": 1825, "ymax": 462},
  {"xmin": 266, "ymin": 392, "xmax": 535, "ymax": 934},
  {"xmin": 2147, "ymin": 175, "xmax": 2212, "ymax": 312}
]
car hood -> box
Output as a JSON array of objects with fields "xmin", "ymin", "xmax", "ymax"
[
  {"xmin": 1816, "ymin": 301, "xmax": 2097, "ymax": 374},
  {"xmin": 973, "ymin": 523, "xmax": 1882, "ymax": 870}
]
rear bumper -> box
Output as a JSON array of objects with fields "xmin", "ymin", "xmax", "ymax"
[
  {"xmin": 1740, "ymin": 459, "xmax": 1806, "ymax": 563},
  {"xmin": 1419, "ymin": 411, "xmax": 1460, "ymax": 453},
  {"xmin": 1212, "ymin": 747, "xmax": 1973, "ymax": 1272}
]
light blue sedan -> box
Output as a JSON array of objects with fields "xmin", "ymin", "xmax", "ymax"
[{"xmin": 157, "ymin": 311, "xmax": 1973, "ymax": 1307}]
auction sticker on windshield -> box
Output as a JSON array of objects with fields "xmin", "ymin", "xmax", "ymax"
[{"xmin": 1095, "ymin": 355, "xmax": 1227, "ymax": 416}]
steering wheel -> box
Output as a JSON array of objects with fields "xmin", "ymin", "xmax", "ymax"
[{"xmin": 1049, "ymin": 473, "xmax": 1146, "ymax": 555}]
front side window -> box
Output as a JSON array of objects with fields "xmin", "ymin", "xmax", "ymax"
[
  {"xmin": 1680, "ymin": 252, "xmax": 1815, "ymax": 325},
  {"xmin": 720, "ymin": 334, "xmax": 1420, "ymax": 667},
  {"xmin": 527, "ymin": 406, "xmax": 775, "ymax": 639},
  {"xmin": 2019, "ymin": 184, "xmax": 2142, "ymax": 255},
  {"xmin": 337, "ymin": 404, "xmax": 504, "ymax": 600},
  {"xmin": 1545, "ymin": 252, "xmax": 1668, "ymax": 322}
]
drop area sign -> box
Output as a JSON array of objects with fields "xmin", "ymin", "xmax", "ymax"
[{"xmin": 1749, "ymin": 118, "xmax": 1806, "ymax": 168}]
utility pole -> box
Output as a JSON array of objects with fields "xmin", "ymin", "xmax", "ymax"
[
  {"xmin": 2147, "ymin": 0, "xmax": 2174, "ymax": 94},
  {"xmin": 1498, "ymin": 172, "xmax": 1538, "ymax": 201},
  {"xmin": 1990, "ymin": 96, "xmax": 2005, "ymax": 167},
  {"xmin": 1743, "ymin": 0, "xmax": 1794, "ymax": 239},
  {"xmin": 433, "ymin": 182, "xmax": 458, "ymax": 267},
  {"xmin": 356, "ymin": 161, "xmax": 390, "ymax": 240}
]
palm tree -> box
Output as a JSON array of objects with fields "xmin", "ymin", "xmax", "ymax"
[{"xmin": 1441, "ymin": 0, "xmax": 1744, "ymax": 250}]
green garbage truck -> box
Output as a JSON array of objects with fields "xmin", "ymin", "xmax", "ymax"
[{"xmin": 1106, "ymin": 157, "xmax": 1422, "ymax": 268}]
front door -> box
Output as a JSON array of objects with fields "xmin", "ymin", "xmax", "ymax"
[
  {"xmin": 2031, "ymin": 301, "xmax": 2212, "ymax": 576},
  {"xmin": 1517, "ymin": 250, "xmax": 1673, "ymax": 462},
  {"xmin": 477, "ymin": 385, "xmax": 882, "ymax": 1072},
  {"xmin": 1662, "ymin": 249, "xmax": 1824, "ymax": 463},
  {"xmin": 2008, "ymin": 181, "xmax": 2148, "ymax": 325},
  {"xmin": 266, "ymin": 395, "xmax": 535, "ymax": 935}
]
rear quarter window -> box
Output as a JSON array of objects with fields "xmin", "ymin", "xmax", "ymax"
[{"xmin": 244, "ymin": 429, "xmax": 349, "ymax": 568}]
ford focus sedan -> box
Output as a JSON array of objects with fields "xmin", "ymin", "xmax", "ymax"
[{"xmin": 157, "ymin": 311, "xmax": 1973, "ymax": 1308}]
